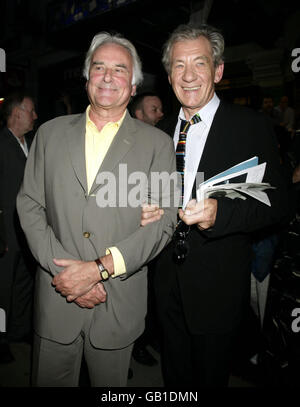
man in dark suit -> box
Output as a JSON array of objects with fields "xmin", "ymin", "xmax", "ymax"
[
  {"xmin": 0, "ymin": 209, "xmax": 6, "ymax": 256},
  {"xmin": 0, "ymin": 90, "xmax": 37, "ymax": 363},
  {"xmin": 141, "ymin": 24, "xmax": 288, "ymax": 386}
]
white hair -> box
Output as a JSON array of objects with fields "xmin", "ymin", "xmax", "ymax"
[
  {"xmin": 162, "ymin": 24, "xmax": 225, "ymax": 74},
  {"xmin": 83, "ymin": 32, "xmax": 143, "ymax": 86}
]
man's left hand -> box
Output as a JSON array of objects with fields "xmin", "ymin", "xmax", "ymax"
[
  {"xmin": 75, "ymin": 282, "xmax": 107, "ymax": 308},
  {"xmin": 52, "ymin": 259, "xmax": 99, "ymax": 301},
  {"xmin": 179, "ymin": 198, "xmax": 218, "ymax": 230}
]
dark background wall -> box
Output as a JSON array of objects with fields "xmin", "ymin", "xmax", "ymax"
[{"xmin": 0, "ymin": 0, "xmax": 299, "ymax": 125}]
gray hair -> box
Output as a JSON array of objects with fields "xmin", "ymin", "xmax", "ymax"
[
  {"xmin": 162, "ymin": 24, "xmax": 225, "ymax": 74},
  {"xmin": 83, "ymin": 32, "xmax": 143, "ymax": 86}
]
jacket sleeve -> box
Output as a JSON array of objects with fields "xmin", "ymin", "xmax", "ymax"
[
  {"xmin": 115, "ymin": 135, "xmax": 178, "ymax": 277},
  {"xmin": 16, "ymin": 128, "xmax": 77, "ymax": 276},
  {"xmin": 205, "ymin": 113, "xmax": 289, "ymax": 238}
]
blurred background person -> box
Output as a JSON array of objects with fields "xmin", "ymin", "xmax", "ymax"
[
  {"xmin": 260, "ymin": 95, "xmax": 281, "ymax": 129},
  {"xmin": 276, "ymin": 95, "xmax": 295, "ymax": 134},
  {"xmin": 129, "ymin": 92, "xmax": 164, "ymax": 126},
  {"xmin": 275, "ymin": 96, "xmax": 295, "ymax": 155},
  {"xmin": 0, "ymin": 90, "xmax": 37, "ymax": 363}
]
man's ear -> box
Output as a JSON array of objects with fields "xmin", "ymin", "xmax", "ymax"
[
  {"xmin": 168, "ymin": 75, "xmax": 172, "ymax": 85},
  {"xmin": 214, "ymin": 63, "xmax": 224, "ymax": 84},
  {"xmin": 131, "ymin": 85, "xmax": 137, "ymax": 97},
  {"xmin": 135, "ymin": 109, "xmax": 144, "ymax": 121}
]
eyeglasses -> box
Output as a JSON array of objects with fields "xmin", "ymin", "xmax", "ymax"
[{"xmin": 173, "ymin": 220, "xmax": 190, "ymax": 264}]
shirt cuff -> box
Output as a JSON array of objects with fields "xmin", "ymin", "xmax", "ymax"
[{"xmin": 106, "ymin": 247, "xmax": 126, "ymax": 278}]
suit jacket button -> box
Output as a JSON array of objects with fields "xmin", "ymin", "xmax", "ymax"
[{"xmin": 83, "ymin": 232, "xmax": 90, "ymax": 238}]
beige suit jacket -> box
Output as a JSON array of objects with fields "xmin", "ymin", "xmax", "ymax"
[{"xmin": 17, "ymin": 110, "xmax": 177, "ymax": 348}]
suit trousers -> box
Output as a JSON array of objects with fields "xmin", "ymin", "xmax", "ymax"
[
  {"xmin": 32, "ymin": 309, "xmax": 133, "ymax": 387},
  {"xmin": 157, "ymin": 269, "xmax": 236, "ymax": 387}
]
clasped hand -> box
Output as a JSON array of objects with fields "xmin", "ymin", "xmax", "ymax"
[
  {"xmin": 52, "ymin": 258, "xmax": 106, "ymax": 308},
  {"xmin": 178, "ymin": 199, "xmax": 217, "ymax": 230}
]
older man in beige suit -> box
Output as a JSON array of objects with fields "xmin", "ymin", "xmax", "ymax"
[{"xmin": 17, "ymin": 32, "xmax": 177, "ymax": 387}]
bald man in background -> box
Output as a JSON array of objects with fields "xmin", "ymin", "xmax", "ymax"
[{"xmin": 130, "ymin": 92, "xmax": 164, "ymax": 126}]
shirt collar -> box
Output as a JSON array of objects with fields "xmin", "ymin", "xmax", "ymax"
[
  {"xmin": 8, "ymin": 127, "xmax": 27, "ymax": 145},
  {"xmin": 86, "ymin": 105, "xmax": 127, "ymax": 130},
  {"xmin": 178, "ymin": 93, "xmax": 220, "ymax": 127}
]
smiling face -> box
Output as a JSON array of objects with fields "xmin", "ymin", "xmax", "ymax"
[
  {"xmin": 87, "ymin": 42, "xmax": 136, "ymax": 118},
  {"xmin": 168, "ymin": 37, "xmax": 224, "ymax": 120}
]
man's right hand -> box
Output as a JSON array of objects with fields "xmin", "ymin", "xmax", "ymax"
[
  {"xmin": 74, "ymin": 282, "xmax": 107, "ymax": 308},
  {"xmin": 141, "ymin": 204, "xmax": 164, "ymax": 226}
]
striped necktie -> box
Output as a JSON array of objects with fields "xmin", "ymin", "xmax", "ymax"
[{"xmin": 176, "ymin": 113, "xmax": 201, "ymax": 207}]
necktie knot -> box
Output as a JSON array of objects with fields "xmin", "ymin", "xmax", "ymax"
[
  {"xmin": 176, "ymin": 113, "xmax": 201, "ymax": 207},
  {"xmin": 180, "ymin": 113, "xmax": 201, "ymax": 134},
  {"xmin": 190, "ymin": 113, "xmax": 201, "ymax": 125}
]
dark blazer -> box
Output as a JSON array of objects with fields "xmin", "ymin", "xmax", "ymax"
[
  {"xmin": 155, "ymin": 100, "xmax": 288, "ymax": 335},
  {"xmin": 0, "ymin": 127, "xmax": 32, "ymax": 251},
  {"xmin": 0, "ymin": 209, "xmax": 5, "ymax": 254}
]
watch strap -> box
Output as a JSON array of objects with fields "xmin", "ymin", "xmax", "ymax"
[{"xmin": 95, "ymin": 258, "xmax": 110, "ymax": 281}]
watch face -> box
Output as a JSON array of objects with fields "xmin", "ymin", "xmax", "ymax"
[{"xmin": 101, "ymin": 270, "xmax": 109, "ymax": 281}]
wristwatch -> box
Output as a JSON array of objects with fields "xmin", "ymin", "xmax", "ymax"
[{"xmin": 95, "ymin": 258, "xmax": 110, "ymax": 282}]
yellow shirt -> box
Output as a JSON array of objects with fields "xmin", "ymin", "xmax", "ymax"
[{"xmin": 85, "ymin": 106, "xmax": 126, "ymax": 277}]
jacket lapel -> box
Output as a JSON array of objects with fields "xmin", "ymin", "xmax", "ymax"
[
  {"xmin": 5, "ymin": 129, "xmax": 27, "ymax": 163},
  {"xmin": 197, "ymin": 101, "xmax": 226, "ymax": 180},
  {"xmin": 66, "ymin": 110, "xmax": 136, "ymax": 196},
  {"xmin": 66, "ymin": 113, "xmax": 88, "ymax": 194}
]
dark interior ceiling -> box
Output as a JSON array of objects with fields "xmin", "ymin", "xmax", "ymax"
[
  {"xmin": 45, "ymin": 0, "xmax": 191, "ymax": 71},
  {"xmin": 1, "ymin": 0, "xmax": 299, "ymax": 92},
  {"xmin": 43, "ymin": 0, "xmax": 299, "ymax": 75},
  {"xmin": 1, "ymin": 0, "xmax": 299, "ymax": 118}
]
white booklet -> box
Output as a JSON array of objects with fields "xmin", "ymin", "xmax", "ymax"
[{"xmin": 196, "ymin": 157, "xmax": 275, "ymax": 206}]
